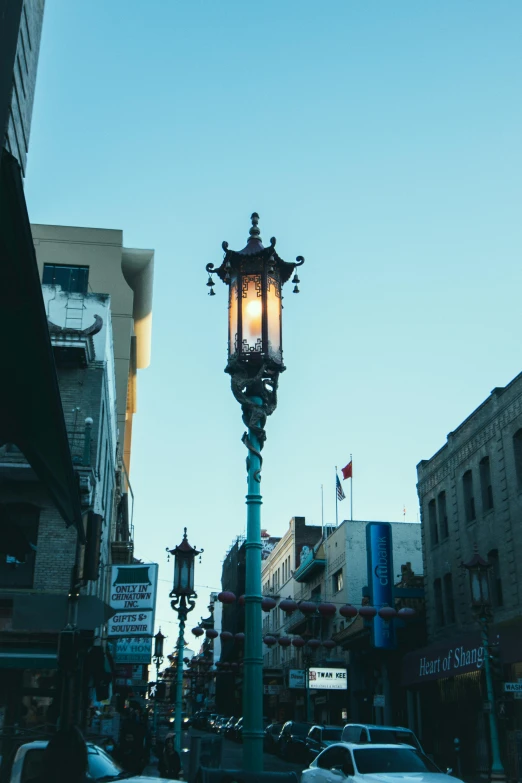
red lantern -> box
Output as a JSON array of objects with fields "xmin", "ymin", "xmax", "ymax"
[
  {"xmin": 318, "ymin": 603, "xmax": 336, "ymax": 617},
  {"xmin": 263, "ymin": 635, "xmax": 277, "ymax": 647},
  {"xmin": 279, "ymin": 598, "xmax": 297, "ymax": 614},
  {"xmin": 234, "ymin": 632, "xmax": 245, "ymax": 644},
  {"xmin": 206, "ymin": 629, "xmax": 218, "ymax": 639},
  {"xmin": 322, "ymin": 639, "xmax": 336, "ymax": 650},
  {"xmin": 220, "ymin": 631, "xmax": 234, "ymax": 641},
  {"xmin": 261, "ymin": 597, "xmax": 277, "ymax": 612},
  {"xmin": 299, "ymin": 601, "xmax": 317, "ymax": 615},
  {"xmin": 339, "ymin": 604, "xmax": 358, "ymax": 619},
  {"xmin": 218, "ymin": 591, "xmax": 236, "ymax": 604},
  {"xmin": 278, "ymin": 636, "xmax": 292, "ymax": 647},
  {"xmin": 358, "ymin": 606, "xmax": 377, "ymax": 619},
  {"xmin": 238, "ymin": 595, "xmax": 246, "ymax": 607},
  {"xmin": 291, "ymin": 636, "xmax": 306, "ymax": 648},
  {"xmin": 192, "ymin": 626, "xmax": 204, "ymax": 637},
  {"xmin": 378, "ymin": 606, "xmax": 397, "ymax": 620},
  {"xmin": 307, "ymin": 638, "xmax": 321, "ymax": 650},
  {"xmin": 398, "ymin": 607, "xmax": 416, "ymax": 619}
]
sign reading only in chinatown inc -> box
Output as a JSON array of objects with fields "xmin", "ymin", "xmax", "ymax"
[{"xmin": 308, "ymin": 667, "xmax": 348, "ymax": 690}]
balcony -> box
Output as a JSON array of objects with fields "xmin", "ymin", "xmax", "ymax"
[{"xmin": 284, "ymin": 609, "xmax": 307, "ymax": 635}]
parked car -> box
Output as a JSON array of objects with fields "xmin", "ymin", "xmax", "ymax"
[
  {"xmin": 232, "ymin": 717, "xmax": 244, "ymax": 742},
  {"xmin": 6, "ymin": 739, "xmax": 172, "ymax": 783},
  {"xmin": 192, "ymin": 710, "xmax": 211, "ymax": 730},
  {"xmin": 341, "ymin": 724, "xmax": 423, "ymax": 752},
  {"xmin": 213, "ymin": 716, "xmax": 227, "ymax": 733},
  {"xmin": 306, "ymin": 725, "xmax": 343, "ymax": 759},
  {"xmin": 277, "ymin": 721, "xmax": 313, "ymax": 762},
  {"xmin": 223, "ymin": 716, "xmax": 237, "ymax": 739},
  {"xmin": 264, "ymin": 722, "xmax": 283, "ymax": 754},
  {"xmin": 301, "ymin": 742, "xmax": 460, "ymax": 783}
]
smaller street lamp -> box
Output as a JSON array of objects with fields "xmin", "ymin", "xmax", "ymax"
[
  {"xmin": 462, "ymin": 546, "xmax": 505, "ymax": 782},
  {"xmin": 168, "ymin": 528, "xmax": 203, "ymax": 753}
]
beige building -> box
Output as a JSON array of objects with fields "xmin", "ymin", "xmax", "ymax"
[{"xmin": 31, "ymin": 223, "xmax": 154, "ymax": 478}]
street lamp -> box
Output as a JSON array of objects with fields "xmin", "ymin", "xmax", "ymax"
[
  {"xmin": 168, "ymin": 528, "xmax": 203, "ymax": 753},
  {"xmin": 152, "ymin": 629, "xmax": 165, "ymax": 736},
  {"xmin": 462, "ymin": 546, "xmax": 505, "ymax": 782},
  {"xmin": 206, "ymin": 213, "xmax": 304, "ymax": 771}
]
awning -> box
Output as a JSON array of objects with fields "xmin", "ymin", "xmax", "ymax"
[
  {"xmin": 0, "ymin": 149, "xmax": 83, "ymax": 539},
  {"xmin": 0, "ymin": 649, "xmax": 57, "ymax": 669}
]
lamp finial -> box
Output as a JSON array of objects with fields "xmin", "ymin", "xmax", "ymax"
[{"xmin": 249, "ymin": 212, "xmax": 261, "ymax": 242}]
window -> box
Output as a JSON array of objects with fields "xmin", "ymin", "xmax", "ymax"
[
  {"xmin": 428, "ymin": 499, "xmax": 438, "ymax": 545},
  {"xmin": 480, "ymin": 457, "xmax": 494, "ymax": 511},
  {"xmin": 332, "ymin": 568, "xmax": 343, "ymax": 594},
  {"xmin": 317, "ymin": 746, "xmax": 354, "ymax": 775},
  {"xmin": 434, "ymin": 578, "xmax": 444, "ymax": 626},
  {"xmin": 353, "ymin": 748, "xmax": 438, "ymax": 775},
  {"xmin": 514, "ymin": 429, "xmax": 522, "ymax": 489},
  {"xmin": 488, "ymin": 550, "xmax": 503, "ymax": 608},
  {"xmin": 443, "ymin": 573, "xmax": 456, "ymax": 624},
  {"xmin": 437, "ymin": 491, "xmax": 449, "ymax": 539},
  {"xmin": 462, "ymin": 470, "xmax": 476, "ymax": 522},
  {"xmin": 0, "ymin": 503, "xmax": 39, "ymax": 589},
  {"xmin": 42, "ymin": 263, "xmax": 89, "ymax": 294}
]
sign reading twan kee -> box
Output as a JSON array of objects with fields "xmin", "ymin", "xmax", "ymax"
[{"xmin": 110, "ymin": 564, "xmax": 158, "ymax": 611}]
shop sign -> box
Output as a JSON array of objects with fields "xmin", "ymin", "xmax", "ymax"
[
  {"xmin": 373, "ymin": 694, "xmax": 385, "ymax": 707},
  {"xmin": 108, "ymin": 611, "xmax": 154, "ymax": 637},
  {"xmin": 308, "ymin": 667, "xmax": 348, "ymax": 690},
  {"xmin": 402, "ymin": 632, "xmax": 488, "ymax": 686},
  {"xmin": 264, "ymin": 685, "xmax": 281, "ymax": 695},
  {"xmin": 112, "ymin": 636, "xmax": 153, "ymax": 664},
  {"xmin": 366, "ymin": 522, "xmax": 396, "ymax": 650},
  {"xmin": 505, "ymin": 683, "xmax": 522, "ymax": 693},
  {"xmin": 289, "ymin": 669, "xmax": 306, "ymax": 689},
  {"xmin": 110, "ymin": 564, "xmax": 158, "ymax": 611}
]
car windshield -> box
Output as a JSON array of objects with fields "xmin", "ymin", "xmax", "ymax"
[
  {"xmin": 291, "ymin": 724, "xmax": 310, "ymax": 736},
  {"xmin": 354, "ymin": 748, "xmax": 439, "ymax": 775},
  {"xmin": 87, "ymin": 745, "xmax": 126, "ymax": 780},
  {"xmin": 323, "ymin": 728, "xmax": 342, "ymax": 741},
  {"xmin": 370, "ymin": 729, "xmax": 421, "ymax": 750}
]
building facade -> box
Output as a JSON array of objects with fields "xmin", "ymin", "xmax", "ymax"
[
  {"xmin": 414, "ymin": 373, "xmax": 522, "ymax": 776},
  {"xmin": 0, "ymin": 225, "xmax": 154, "ymax": 747},
  {"xmin": 3, "ymin": 0, "xmax": 46, "ymax": 175}
]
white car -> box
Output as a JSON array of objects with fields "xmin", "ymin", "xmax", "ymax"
[
  {"xmin": 301, "ymin": 742, "xmax": 461, "ymax": 783},
  {"xmin": 8, "ymin": 740, "xmax": 177, "ymax": 782}
]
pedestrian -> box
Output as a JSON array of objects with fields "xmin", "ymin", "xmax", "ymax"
[
  {"xmin": 29, "ymin": 726, "xmax": 89, "ymax": 783},
  {"xmin": 159, "ymin": 732, "xmax": 182, "ymax": 779}
]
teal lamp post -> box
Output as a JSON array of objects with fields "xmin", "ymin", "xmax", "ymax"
[
  {"xmin": 206, "ymin": 213, "xmax": 304, "ymax": 771},
  {"xmin": 462, "ymin": 547, "xmax": 505, "ymax": 782},
  {"xmin": 168, "ymin": 529, "xmax": 202, "ymax": 753}
]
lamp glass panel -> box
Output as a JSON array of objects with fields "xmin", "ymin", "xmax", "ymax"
[
  {"xmin": 481, "ymin": 570, "xmax": 490, "ymax": 603},
  {"xmin": 173, "ymin": 559, "xmax": 180, "ymax": 593},
  {"xmin": 471, "ymin": 571, "xmax": 481, "ymax": 603},
  {"xmin": 180, "ymin": 559, "xmax": 190, "ymax": 591},
  {"xmin": 267, "ymin": 275, "xmax": 282, "ymax": 363},
  {"xmin": 228, "ymin": 275, "xmax": 238, "ymax": 357},
  {"xmin": 240, "ymin": 274, "xmax": 262, "ymax": 355}
]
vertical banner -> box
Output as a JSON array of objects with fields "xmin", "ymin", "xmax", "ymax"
[{"xmin": 366, "ymin": 522, "xmax": 396, "ymax": 649}]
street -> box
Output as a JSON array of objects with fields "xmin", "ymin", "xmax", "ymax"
[{"xmin": 144, "ymin": 730, "xmax": 306, "ymax": 778}]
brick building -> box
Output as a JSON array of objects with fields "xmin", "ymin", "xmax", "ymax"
[
  {"xmin": 411, "ymin": 373, "xmax": 522, "ymax": 776},
  {"xmin": 0, "ymin": 225, "xmax": 154, "ymax": 743}
]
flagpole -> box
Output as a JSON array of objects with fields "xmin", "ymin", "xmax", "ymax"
[
  {"xmin": 335, "ymin": 466, "xmax": 338, "ymax": 527},
  {"xmin": 321, "ymin": 484, "xmax": 324, "ymax": 537},
  {"xmin": 350, "ymin": 454, "xmax": 353, "ymax": 522}
]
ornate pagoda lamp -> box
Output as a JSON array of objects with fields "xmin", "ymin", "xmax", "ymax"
[
  {"xmin": 206, "ymin": 213, "xmax": 304, "ymax": 771},
  {"xmin": 462, "ymin": 547, "xmax": 505, "ymax": 781},
  {"xmin": 168, "ymin": 529, "xmax": 202, "ymax": 753}
]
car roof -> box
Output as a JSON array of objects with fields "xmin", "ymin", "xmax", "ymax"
[
  {"xmin": 344, "ymin": 724, "xmax": 412, "ymax": 731},
  {"xmin": 331, "ymin": 742, "xmax": 421, "ymax": 750},
  {"xmin": 16, "ymin": 741, "xmax": 100, "ymax": 751}
]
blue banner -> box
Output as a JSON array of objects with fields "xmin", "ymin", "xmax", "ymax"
[{"xmin": 366, "ymin": 522, "xmax": 396, "ymax": 649}]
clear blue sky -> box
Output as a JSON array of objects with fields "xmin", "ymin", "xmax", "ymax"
[{"xmin": 25, "ymin": 1, "xmax": 522, "ymax": 644}]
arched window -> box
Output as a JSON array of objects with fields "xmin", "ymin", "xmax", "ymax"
[
  {"xmin": 438, "ymin": 491, "xmax": 449, "ymax": 539},
  {"xmin": 434, "ymin": 578, "xmax": 444, "ymax": 626},
  {"xmin": 462, "ymin": 470, "xmax": 476, "ymax": 522},
  {"xmin": 488, "ymin": 549, "xmax": 503, "ymax": 608},
  {"xmin": 513, "ymin": 429, "xmax": 522, "ymax": 489},
  {"xmin": 443, "ymin": 573, "xmax": 456, "ymax": 624},
  {"xmin": 428, "ymin": 499, "xmax": 438, "ymax": 546},
  {"xmin": 480, "ymin": 456, "xmax": 494, "ymax": 511}
]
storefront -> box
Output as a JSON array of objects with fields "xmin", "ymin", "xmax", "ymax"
[{"xmin": 402, "ymin": 624, "xmax": 522, "ymax": 776}]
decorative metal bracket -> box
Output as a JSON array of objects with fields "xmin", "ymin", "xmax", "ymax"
[{"xmin": 170, "ymin": 594, "xmax": 196, "ymax": 620}]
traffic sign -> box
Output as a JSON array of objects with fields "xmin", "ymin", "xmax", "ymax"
[{"xmin": 504, "ymin": 682, "xmax": 522, "ymax": 693}]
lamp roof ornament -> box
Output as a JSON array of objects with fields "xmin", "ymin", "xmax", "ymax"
[{"xmin": 206, "ymin": 212, "xmax": 304, "ymax": 284}]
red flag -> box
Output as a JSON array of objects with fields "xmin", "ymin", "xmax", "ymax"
[{"xmin": 341, "ymin": 461, "xmax": 352, "ymax": 480}]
